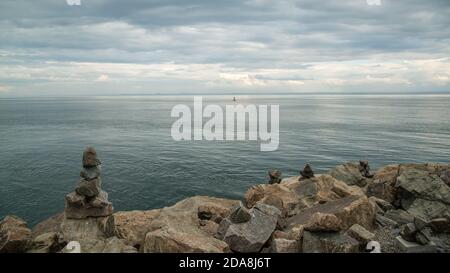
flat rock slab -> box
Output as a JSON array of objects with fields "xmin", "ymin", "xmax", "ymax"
[
  {"xmin": 395, "ymin": 236, "xmax": 438, "ymax": 253},
  {"xmin": 302, "ymin": 231, "xmax": 359, "ymax": 253},
  {"xmin": 287, "ymin": 195, "xmax": 374, "ymax": 231}
]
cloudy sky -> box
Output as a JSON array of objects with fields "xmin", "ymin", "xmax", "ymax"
[{"xmin": 0, "ymin": 0, "xmax": 449, "ymax": 96}]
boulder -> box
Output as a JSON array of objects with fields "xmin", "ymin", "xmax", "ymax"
[
  {"xmin": 429, "ymin": 218, "xmax": 450, "ymax": 234},
  {"xmin": 215, "ymin": 218, "xmax": 232, "ymax": 240},
  {"xmin": 144, "ymin": 227, "xmax": 229, "ymax": 253},
  {"xmin": 441, "ymin": 170, "xmax": 450, "ymax": 186},
  {"xmin": 268, "ymin": 238, "xmax": 298, "ymax": 253},
  {"xmin": 395, "ymin": 236, "xmax": 438, "ymax": 253},
  {"xmin": 346, "ymin": 224, "xmax": 375, "ymax": 245},
  {"xmin": 366, "ymin": 164, "xmax": 399, "ymax": 203},
  {"xmin": 198, "ymin": 220, "xmax": 219, "ymax": 236},
  {"xmin": 287, "ymin": 194, "xmax": 375, "ymax": 231},
  {"xmin": 369, "ymin": 196, "xmax": 394, "ymax": 212},
  {"xmin": 395, "ymin": 166, "xmax": 450, "ymax": 221},
  {"xmin": 32, "ymin": 213, "xmax": 64, "ymax": 239},
  {"xmin": 142, "ymin": 196, "xmax": 237, "ymax": 253},
  {"xmin": 0, "ymin": 216, "xmax": 32, "ymax": 253},
  {"xmin": 268, "ymin": 169, "xmax": 282, "ymax": 184},
  {"xmin": 65, "ymin": 191, "xmax": 113, "ymax": 219},
  {"xmin": 300, "ymin": 164, "xmax": 314, "ymax": 179},
  {"xmin": 102, "ymin": 237, "xmax": 138, "ymax": 253},
  {"xmin": 82, "ymin": 147, "xmax": 101, "ymax": 167},
  {"xmin": 221, "ymin": 203, "xmax": 281, "ymax": 253},
  {"xmin": 244, "ymin": 183, "xmax": 299, "ymax": 217},
  {"xmin": 248, "ymin": 174, "xmax": 366, "ymax": 220},
  {"xmin": 114, "ymin": 209, "xmax": 161, "ymax": 248},
  {"xmin": 60, "ymin": 215, "xmax": 115, "ymax": 242},
  {"xmin": 26, "ymin": 232, "xmax": 64, "ymax": 253},
  {"xmin": 197, "ymin": 203, "xmax": 232, "ymax": 224},
  {"xmin": 302, "ymin": 231, "xmax": 359, "ymax": 253},
  {"xmin": 400, "ymin": 223, "xmax": 417, "ymax": 242},
  {"xmin": 328, "ymin": 162, "xmax": 368, "ymax": 187},
  {"xmin": 304, "ymin": 213, "xmax": 342, "ymax": 232}
]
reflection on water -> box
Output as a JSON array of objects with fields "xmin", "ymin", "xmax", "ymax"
[{"xmin": 0, "ymin": 94, "xmax": 449, "ymax": 225}]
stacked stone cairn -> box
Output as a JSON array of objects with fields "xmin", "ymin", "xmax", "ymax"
[
  {"xmin": 268, "ymin": 169, "xmax": 282, "ymax": 184},
  {"xmin": 65, "ymin": 147, "xmax": 113, "ymax": 219},
  {"xmin": 299, "ymin": 164, "xmax": 314, "ymax": 180}
]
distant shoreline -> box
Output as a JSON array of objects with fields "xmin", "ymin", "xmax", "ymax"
[{"xmin": 1, "ymin": 92, "xmax": 450, "ymax": 100}]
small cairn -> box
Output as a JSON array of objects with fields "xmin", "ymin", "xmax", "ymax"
[
  {"xmin": 299, "ymin": 164, "xmax": 314, "ymax": 180},
  {"xmin": 358, "ymin": 160, "xmax": 374, "ymax": 178},
  {"xmin": 268, "ymin": 170, "xmax": 282, "ymax": 184},
  {"xmin": 64, "ymin": 147, "xmax": 113, "ymax": 219}
]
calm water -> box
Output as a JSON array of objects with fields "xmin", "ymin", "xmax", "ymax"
[{"xmin": 0, "ymin": 94, "xmax": 449, "ymax": 226}]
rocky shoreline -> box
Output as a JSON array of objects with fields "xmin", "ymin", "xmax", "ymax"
[{"xmin": 1, "ymin": 147, "xmax": 449, "ymax": 253}]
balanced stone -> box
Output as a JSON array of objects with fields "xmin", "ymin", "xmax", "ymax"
[
  {"xmin": 64, "ymin": 147, "xmax": 113, "ymax": 219},
  {"xmin": 268, "ymin": 170, "xmax": 282, "ymax": 184},
  {"xmin": 359, "ymin": 160, "xmax": 374, "ymax": 178},
  {"xmin": 75, "ymin": 178, "xmax": 101, "ymax": 198},
  {"xmin": 300, "ymin": 164, "xmax": 314, "ymax": 180},
  {"xmin": 83, "ymin": 147, "xmax": 101, "ymax": 168},
  {"xmin": 80, "ymin": 165, "xmax": 101, "ymax": 181}
]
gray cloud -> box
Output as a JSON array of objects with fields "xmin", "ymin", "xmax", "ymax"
[{"xmin": 0, "ymin": 0, "xmax": 449, "ymax": 96}]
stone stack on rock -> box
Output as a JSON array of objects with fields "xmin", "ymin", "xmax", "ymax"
[
  {"xmin": 58, "ymin": 147, "xmax": 135, "ymax": 253},
  {"xmin": 268, "ymin": 170, "xmax": 282, "ymax": 184},
  {"xmin": 299, "ymin": 164, "xmax": 314, "ymax": 180},
  {"xmin": 359, "ymin": 160, "xmax": 374, "ymax": 178},
  {"xmin": 65, "ymin": 147, "xmax": 113, "ymax": 219}
]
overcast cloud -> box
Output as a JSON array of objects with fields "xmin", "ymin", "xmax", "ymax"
[{"xmin": 0, "ymin": 0, "xmax": 449, "ymax": 96}]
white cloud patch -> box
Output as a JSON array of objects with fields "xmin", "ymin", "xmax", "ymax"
[{"xmin": 96, "ymin": 74, "xmax": 110, "ymax": 82}]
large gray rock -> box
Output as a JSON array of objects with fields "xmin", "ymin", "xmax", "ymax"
[
  {"xmin": 268, "ymin": 238, "xmax": 298, "ymax": 253},
  {"xmin": 328, "ymin": 162, "xmax": 369, "ymax": 187},
  {"xmin": 287, "ymin": 195, "xmax": 375, "ymax": 231},
  {"xmin": 375, "ymin": 214, "xmax": 399, "ymax": 228},
  {"xmin": 0, "ymin": 215, "xmax": 32, "ymax": 253},
  {"xmin": 367, "ymin": 164, "xmax": 399, "ymax": 203},
  {"xmin": 384, "ymin": 210, "xmax": 415, "ymax": 225},
  {"xmin": 221, "ymin": 203, "xmax": 281, "ymax": 253},
  {"xmin": 229, "ymin": 202, "xmax": 251, "ymax": 223},
  {"xmin": 142, "ymin": 196, "xmax": 237, "ymax": 253},
  {"xmin": 302, "ymin": 231, "xmax": 359, "ymax": 253},
  {"xmin": 395, "ymin": 166, "xmax": 450, "ymax": 221},
  {"xmin": 65, "ymin": 191, "xmax": 113, "ymax": 219}
]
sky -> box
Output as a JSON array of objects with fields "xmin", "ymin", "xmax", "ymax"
[{"xmin": 0, "ymin": 0, "xmax": 449, "ymax": 97}]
